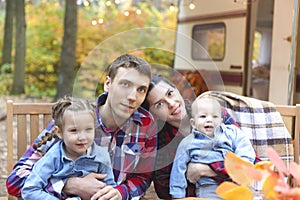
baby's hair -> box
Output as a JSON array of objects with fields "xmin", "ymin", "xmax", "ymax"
[
  {"xmin": 191, "ymin": 96, "xmax": 221, "ymax": 117},
  {"xmin": 33, "ymin": 96, "xmax": 95, "ymax": 152}
]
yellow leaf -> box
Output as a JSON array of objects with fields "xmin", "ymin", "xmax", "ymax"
[
  {"xmin": 254, "ymin": 161, "xmax": 274, "ymax": 170},
  {"xmin": 262, "ymin": 172, "xmax": 280, "ymax": 198},
  {"xmin": 224, "ymin": 152, "xmax": 254, "ymax": 186}
]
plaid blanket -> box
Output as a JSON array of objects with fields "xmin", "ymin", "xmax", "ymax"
[{"xmin": 199, "ymin": 91, "xmax": 294, "ymax": 165}]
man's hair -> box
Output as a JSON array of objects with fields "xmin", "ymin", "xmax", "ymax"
[
  {"xmin": 108, "ymin": 54, "xmax": 152, "ymax": 81},
  {"xmin": 52, "ymin": 96, "xmax": 95, "ymax": 129}
]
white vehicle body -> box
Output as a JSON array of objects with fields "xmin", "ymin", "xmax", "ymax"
[{"xmin": 174, "ymin": 0, "xmax": 296, "ymax": 104}]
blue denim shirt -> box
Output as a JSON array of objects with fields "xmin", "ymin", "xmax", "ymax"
[
  {"xmin": 170, "ymin": 124, "xmax": 256, "ymax": 198},
  {"xmin": 22, "ymin": 141, "xmax": 116, "ymax": 199}
]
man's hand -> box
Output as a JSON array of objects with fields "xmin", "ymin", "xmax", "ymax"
[
  {"xmin": 90, "ymin": 186, "xmax": 122, "ymax": 200},
  {"xmin": 186, "ymin": 163, "xmax": 216, "ymax": 184},
  {"xmin": 63, "ymin": 173, "xmax": 107, "ymax": 200}
]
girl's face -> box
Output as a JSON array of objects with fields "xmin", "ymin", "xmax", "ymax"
[
  {"xmin": 58, "ymin": 110, "xmax": 95, "ymax": 160},
  {"xmin": 146, "ymin": 81, "xmax": 187, "ymax": 128}
]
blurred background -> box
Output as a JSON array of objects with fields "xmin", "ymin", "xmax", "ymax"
[
  {"xmin": 0, "ymin": 0, "xmax": 179, "ymax": 196},
  {"xmin": 0, "ymin": 0, "xmax": 178, "ymax": 100}
]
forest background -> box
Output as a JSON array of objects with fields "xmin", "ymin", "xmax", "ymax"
[
  {"xmin": 0, "ymin": 0, "xmax": 178, "ymax": 101},
  {"xmin": 0, "ymin": 0, "xmax": 177, "ymax": 196}
]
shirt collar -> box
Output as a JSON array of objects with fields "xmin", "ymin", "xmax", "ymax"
[
  {"xmin": 60, "ymin": 141, "xmax": 95, "ymax": 162},
  {"xmin": 192, "ymin": 128, "xmax": 209, "ymax": 139}
]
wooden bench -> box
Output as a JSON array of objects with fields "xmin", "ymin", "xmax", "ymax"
[
  {"xmin": 276, "ymin": 104, "xmax": 300, "ymax": 164},
  {"xmin": 3, "ymin": 100, "xmax": 300, "ymax": 199},
  {"xmin": 5, "ymin": 100, "xmax": 53, "ymax": 200}
]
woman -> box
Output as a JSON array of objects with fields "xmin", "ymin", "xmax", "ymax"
[{"xmin": 142, "ymin": 74, "xmax": 238, "ymax": 199}]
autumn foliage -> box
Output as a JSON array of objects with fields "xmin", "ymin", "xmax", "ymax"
[
  {"xmin": 0, "ymin": 1, "xmax": 177, "ymax": 97},
  {"xmin": 216, "ymin": 148, "xmax": 300, "ymax": 200}
]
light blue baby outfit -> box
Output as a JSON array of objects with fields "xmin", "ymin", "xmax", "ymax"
[{"xmin": 170, "ymin": 124, "xmax": 256, "ymax": 199}]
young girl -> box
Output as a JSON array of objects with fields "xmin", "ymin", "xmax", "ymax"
[{"xmin": 22, "ymin": 96, "xmax": 116, "ymax": 200}]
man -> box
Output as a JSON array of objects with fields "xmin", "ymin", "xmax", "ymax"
[{"xmin": 6, "ymin": 54, "xmax": 157, "ymax": 200}]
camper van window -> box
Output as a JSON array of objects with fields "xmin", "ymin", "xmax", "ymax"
[{"xmin": 192, "ymin": 22, "xmax": 225, "ymax": 61}]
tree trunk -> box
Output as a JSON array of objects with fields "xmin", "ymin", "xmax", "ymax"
[
  {"xmin": 55, "ymin": 0, "xmax": 78, "ymax": 100},
  {"xmin": 12, "ymin": 0, "xmax": 25, "ymax": 94},
  {"xmin": 1, "ymin": 0, "xmax": 15, "ymax": 71},
  {"xmin": 152, "ymin": 0, "xmax": 161, "ymax": 11}
]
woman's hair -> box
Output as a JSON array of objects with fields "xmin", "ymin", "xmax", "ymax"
[
  {"xmin": 52, "ymin": 96, "xmax": 95, "ymax": 129},
  {"xmin": 141, "ymin": 74, "xmax": 176, "ymax": 110}
]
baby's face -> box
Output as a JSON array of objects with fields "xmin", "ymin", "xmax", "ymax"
[{"xmin": 190, "ymin": 98, "xmax": 222, "ymax": 137}]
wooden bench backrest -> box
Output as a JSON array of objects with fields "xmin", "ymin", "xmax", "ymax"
[
  {"xmin": 276, "ymin": 104, "xmax": 300, "ymax": 164},
  {"xmin": 4, "ymin": 101, "xmax": 300, "ymax": 199},
  {"xmin": 5, "ymin": 102, "xmax": 300, "ymax": 168},
  {"xmin": 6, "ymin": 100, "xmax": 53, "ymax": 182}
]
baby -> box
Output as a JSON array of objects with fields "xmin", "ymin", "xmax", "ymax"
[{"xmin": 170, "ymin": 96, "xmax": 256, "ymax": 199}]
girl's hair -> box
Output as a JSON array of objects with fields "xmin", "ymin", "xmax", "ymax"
[
  {"xmin": 141, "ymin": 74, "xmax": 176, "ymax": 110},
  {"xmin": 33, "ymin": 97, "xmax": 95, "ymax": 152},
  {"xmin": 52, "ymin": 96, "xmax": 96, "ymax": 129}
]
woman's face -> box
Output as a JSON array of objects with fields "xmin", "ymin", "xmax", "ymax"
[{"xmin": 146, "ymin": 81, "xmax": 187, "ymax": 128}]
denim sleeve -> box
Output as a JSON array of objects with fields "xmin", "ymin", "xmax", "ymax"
[
  {"xmin": 230, "ymin": 125, "xmax": 256, "ymax": 163},
  {"xmin": 169, "ymin": 138, "xmax": 191, "ymax": 198},
  {"xmin": 97, "ymin": 150, "xmax": 116, "ymax": 187},
  {"xmin": 21, "ymin": 146, "xmax": 61, "ymax": 200}
]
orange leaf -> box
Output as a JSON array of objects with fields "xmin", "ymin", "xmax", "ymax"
[
  {"xmin": 224, "ymin": 152, "xmax": 254, "ymax": 186},
  {"xmin": 216, "ymin": 181, "xmax": 239, "ymax": 195},
  {"xmin": 216, "ymin": 182, "xmax": 253, "ymax": 200},
  {"xmin": 279, "ymin": 187, "xmax": 300, "ymax": 200}
]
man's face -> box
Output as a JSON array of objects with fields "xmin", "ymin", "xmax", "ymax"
[{"xmin": 105, "ymin": 67, "xmax": 150, "ymax": 123}]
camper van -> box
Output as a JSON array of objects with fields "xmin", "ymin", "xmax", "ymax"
[{"xmin": 173, "ymin": 0, "xmax": 296, "ymax": 105}]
